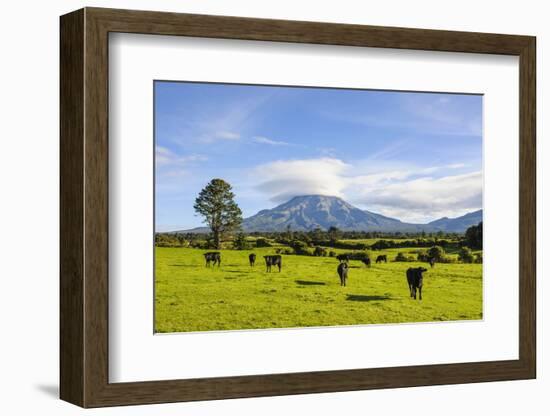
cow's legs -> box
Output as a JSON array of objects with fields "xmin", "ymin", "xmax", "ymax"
[
  {"xmin": 412, "ymin": 287, "xmax": 417, "ymax": 300},
  {"xmin": 418, "ymin": 286, "xmax": 422, "ymax": 300},
  {"xmin": 278, "ymin": 263, "xmax": 281, "ymax": 272}
]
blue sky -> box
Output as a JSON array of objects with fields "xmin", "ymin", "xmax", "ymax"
[{"xmin": 155, "ymin": 81, "xmax": 482, "ymax": 231}]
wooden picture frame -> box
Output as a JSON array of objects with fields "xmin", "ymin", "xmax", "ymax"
[{"xmin": 60, "ymin": 7, "xmax": 536, "ymax": 408}]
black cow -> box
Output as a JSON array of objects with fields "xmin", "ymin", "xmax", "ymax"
[
  {"xmin": 249, "ymin": 253, "xmax": 257, "ymax": 267},
  {"xmin": 264, "ymin": 255, "xmax": 282, "ymax": 272},
  {"xmin": 337, "ymin": 262, "xmax": 349, "ymax": 287},
  {"xmin": 361, "ymin": 257, "xmax": 371, "ymax": 268},
  {"xmin": 406, "ymin": 267, "xmax": 428, "ymax": 300},
  {"xmin": 203, "ymin": 252, "xmax": 221, "ymax": 267},
  {"xmin": 429, "ymin": 257, "xmax": 436, "ymax": 268},
  {"xmin": 336, "ymin": 254, "xmax": 349, "ymax": 263},
  {"xmin": 375, "ymin": 255, "xmax": 387, "ymax": 264}
]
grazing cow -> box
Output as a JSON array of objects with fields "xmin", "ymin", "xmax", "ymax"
[
  {"xmin": 336, "ymin": 254, "xmax": 349, "ymax": 263},
  {"xmin": 429, "ymin": 257, "xmax": 436, "ymax": 268},
  {"xmin": 203, "ymin": 252, "xmax": 221, "ymax": 267},
  {"xmin": 375, "ymin": 255, "xmax": 387, "ymax": 264},
  {"xmin": 337, "ymin": 262, "xmax": 349, "ymax": 287},
  {"xmin": 249, "ymin": 253, "xmax": 256, "ymax": 267},
  {"xmin": 361, "ymin": 257, "xmax": 371, "ymax": 268},
  {"xmin": 264, "ymin": 255, "xmax": 282, "ymax": 272},
  {"xmin": 406, "ymin": 267, "xmax": 428, "ymax": 300}
]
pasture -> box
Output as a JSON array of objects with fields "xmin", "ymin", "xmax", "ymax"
[{"xmin": 155, "ymin": 247, "xmax": 483, "ymax": 333}]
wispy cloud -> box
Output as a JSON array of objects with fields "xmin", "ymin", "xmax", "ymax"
[
  {"xmin": 321, "ymin": 94, "xmax": 482, "ymax": 138},
  {"xmin": 171, "ymin": 93, "xmax": 274, "ymax": 145},
  {"xmin": 155, "ymin": 145, "xmax": 207, "ymax": 177},
  {"xmin": 252, "ymin": 136, "xmax": 293, "ymax": 146},
  {"xmin": 211, "ymin": 131, "xmax": 241, "ymax": 141}
]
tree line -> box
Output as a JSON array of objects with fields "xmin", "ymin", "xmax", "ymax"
[{"xmin": 157, "ymin": 178, "xmax": 483, "ymax": 253}]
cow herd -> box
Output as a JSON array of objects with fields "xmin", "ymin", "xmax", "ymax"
[
  {"xmin": 203, "ymin": 251, "xmax": 430, "ymax": 300},
  {"xmin": 205, "ymin": 252, "xmax": 281, "ymax": 272}
]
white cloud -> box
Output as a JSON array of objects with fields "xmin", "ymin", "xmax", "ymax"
[
  {"xmin": 249, "ymin": 157, "xmax": 481, "ymax": 222},
  {"xmin": 252, "ymin": 136, "xmax": 293, "ymax": 146},
  {"xmin": 354, "ymin": 171, "xmax": 482, "ymax": 222},
  {"xmin": 253, "ymin": 158, "xmax": 349, "ymax": 203}
]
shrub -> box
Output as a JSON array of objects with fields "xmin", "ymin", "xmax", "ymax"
[
  {"xmin": 289, "ymin": 240, "xmax": 312, "ymax": 256},
  {"xmin": 417, "ymin": 251, "xmax": 430, "ymax": 262},
  {"xmin": 438, "ymin": 255, "xmax": 456, "ymax": 264},
  {"xmin": 332, "ymin": 241, "xmax": 368, "ymax": 250},
  {"xmin": 339, "ymin": 251, "xmax": 370, "ymax": 261},
  {"xmin": 328, "ymin": 251, "xmax": 336, "ymax": 257},
  {"xmin": 458, "ymin": 247, "xmax": 474, "ymax": 263},
  {"xmin": 255, "ymin": 238, "xmax": 272, "ymax": 248},
  {"xmin": 428, "ymin": 245, "xmax": 446, "ymax": 262},
  {"xmin": 189, "ymin": 239, "xmax": 209, "ymax": 249},
  {"xmin": 395, "ymin": 252, "xmax": 415, "ymax": 262},
  {"xmin": 313, "ymin": 246, "xmax": 327, "ymax": 257},
  {"xmin": 233, "ymin": 233, "xmax": 250, "ymax": 250},
  {"xmin": 474, "ymin": 253, "xmax": 483, "ymax": 263}
]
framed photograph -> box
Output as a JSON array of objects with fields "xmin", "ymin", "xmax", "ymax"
[{"xmin": 60, "ymin": 7, "xmax": 536, "ymax": 408}]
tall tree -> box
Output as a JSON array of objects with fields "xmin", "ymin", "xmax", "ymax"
[
  {"xmin": 327, "ymin": 226, "xmax": 341, "ymax": 243},
  {"xmin": 194, "ymin": 179, "xmax": 243, "ymax": 249},
  {"xmin": 464, "ymin": 222, "xmax": 483, "ymax": 249}
]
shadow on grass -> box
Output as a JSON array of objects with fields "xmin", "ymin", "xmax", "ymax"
[
  {"xmin": 295, "ymin": 280, "xmax": 326, "ymax": 286},
  {"xmin": 168, "ymin": 264, "xmax": 199, "ymax": 267},
  {"xmin": 346, "ymin": 294, "xmax": 392, "ymax": 302}
]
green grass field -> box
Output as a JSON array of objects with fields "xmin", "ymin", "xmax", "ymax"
[{"xmin": 155, "ymin": 247, "xmax": 483, "ymax": 333}]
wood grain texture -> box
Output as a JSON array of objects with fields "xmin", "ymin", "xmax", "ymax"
[
  {"xmin": 59, "ymin": 7, "xmax": 537, "ymax": 408},
  {"xmin": 518, "ymin": 38, "xmax": 536, "ymax": 375},
  {"xmin": 59, "ymin": 8, "xmax": 85, "ymax": 407}
]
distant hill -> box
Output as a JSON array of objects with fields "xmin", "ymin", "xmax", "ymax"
[
  {"xmin": 426, "ymin": 209, "xmax": 483, "ymax": 232},
  {"xmin": 171, "ymin": 195, "xmax": 482, "ymax": 234}
]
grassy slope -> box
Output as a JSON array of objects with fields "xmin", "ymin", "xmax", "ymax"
[{"xmin": 155, "ymin": 247, "xmax": 482, "ymax": 333}]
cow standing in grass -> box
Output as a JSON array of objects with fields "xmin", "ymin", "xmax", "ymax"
[
  {"xmin": 249, "ymin": 253, "xmax": 256, "ymax": 267},
  {"xmin": 336, "ymin": 254, "xmax": 349, "ymax": 263},
  {"xmin": 361, "ymin": 257, "xmax": 371, "ymax": 268},
  {"xmin": 204, "ymin": 252, "xmax": 221, "ymax": 267},
  {"xmin": 375, "ymin": 255, "xmax": 387, "ymax": 263},
  {"xmin": 264, "ymin": 255, "xmax": 282, "ymax": 272},
  {"xmin": 429, "ymin": 258, "xmax": 436, "ymax": 268},
  {"xmin": 337, "ymin": 262, "xmax": 349, "ymax": 287},
  {"xmin": 406, "ymin": 267, "xmax": 427, "ymax": 300}
]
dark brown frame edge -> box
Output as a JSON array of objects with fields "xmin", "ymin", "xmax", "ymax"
[{"xmin": 60, "ymin": 7, "xmax": 536, "ymax": 408}]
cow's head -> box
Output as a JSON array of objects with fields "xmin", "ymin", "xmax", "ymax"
[{"xmin": 418, "ymin": 267, "xmax": 428, "ymax": 273}]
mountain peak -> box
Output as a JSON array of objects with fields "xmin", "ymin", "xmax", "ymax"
[
  {"xmin": 243, "ymin": 194, "xmax": 405, "ymax": 232},
  {"xmin": 241, "ymin": 194, "xmax": 482, "ymax": 233}
]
